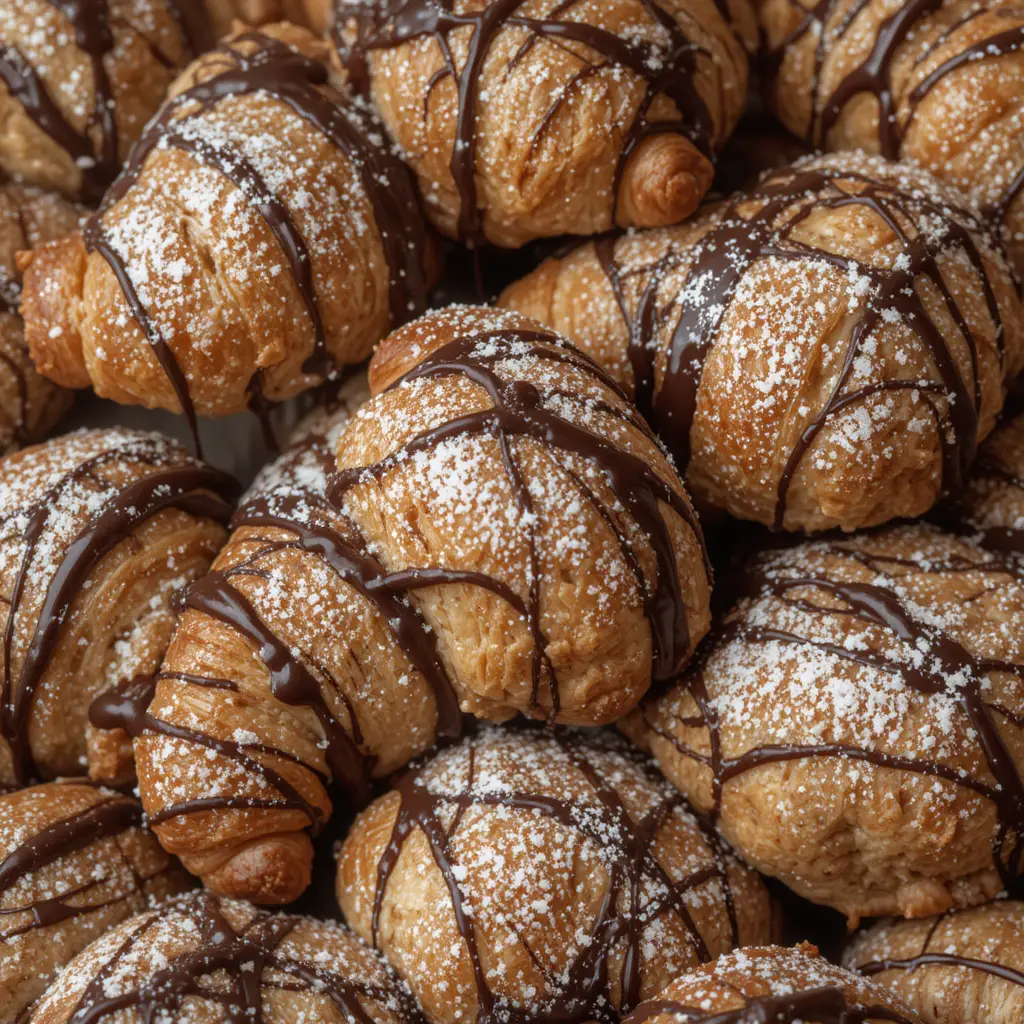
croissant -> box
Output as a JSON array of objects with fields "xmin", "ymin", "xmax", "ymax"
[
  {"xmin": 26, "ymin": 890, "xmax": 422, "ymax": 1024},
  {"xmin": 337, "ymin": 726, "xmax": 774, "ymax": 1024},
  {"xmin": 622, "ymin": 944, "xmax": 918, "ymax": 1024},
  {"xmin": 622, "ymin": 522, "xmax": 1024, "ymax": 927},
  {"xmin": 18, "ymin": 23, "xmax": 434, "ymax": 443},
  {"xmin": 0, "ymin": 183, "xmax": 79, "ymax": 454},
  {"xmin": 846, "ymin": 901, "xmax": 1024, "ymax": 1024},
  {"xmin": 328, "ymin": 0, "xmax": 757, "ymax": 249},
  {"xmin": 0, "ymin": 780, "xmax": 190, "ymax": 1023},
  {"xmin": 129, "ymin": 304, "xmax": 712, "ymax": 905},
  {"xmin": 756, "ymin": 0, "xmax": 1024, "ymax": 278},
  {"xmin": 501, "ymin": 151, "xmax": 1023, "ymax": 532},
  {"xmin": 0, "ymin": 0, "xmax": 218, "ymax": 202},
  {"xmin": 0, "ymin": 427, "xmax": 235, "ymax": 788}
]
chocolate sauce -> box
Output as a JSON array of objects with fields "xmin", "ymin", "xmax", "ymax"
[
  {"xmin": 1, "ymin": 436, "xmax": 237, "ymax": 784},
  {"xmin": 328, "ymin": 326, "xmax": 709, "ymax": 715},
  {"xmin": 594, "ymin": 163, "xmax": 999, "ymax": 528},
  {"xmin": 649, "ymin": 539, "xmax": 1024, "ymax": 891},
  {"xmin": 83, "ymin": 30, "xmax": 428, "ymax": 454},
  {"xmin": 62, "ymin": 890, "xmax": 423, "ymax": 1024},
  {"xmin": 333, "ymin": 0, "xmax": 717, "ymax": 249},
  {"xmin": 371, "ymin": 730, "xmax": 739, "ymax": 1023}
]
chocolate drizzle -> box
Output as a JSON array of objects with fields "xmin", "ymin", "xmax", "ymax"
[
  {"xmin": 370, "ymin": 729, "xmax": 741, "ymax": 1023},
  {"xmin": 328, "ymin": 326, "xmax": 709, "ymax": 716},
  {"xmin": 0, "ymin": 1, "xmax": 212, "ymax": 202},
  {"xmin": 0, "ymin": 433, "xmax": 237, "ymax": 784},
  {"xmin": 594, "ymin": 161, "xmax": 999, "ymax": 528},
  {"xmin": 644, "ymin": 536, "xmax": 1024, "ymax": 892},
  {"xmin": 82, "ymin": 30, "xmax": 429, "ymax": 453},
  {"xmin": 333, "ymin": 0, "xmax": 718, "ymax": 249},
  {"xmin": 59, "ymin": 891, "xmax": 423, "ymax": 1024}
]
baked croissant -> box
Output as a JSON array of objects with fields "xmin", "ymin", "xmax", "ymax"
[
  {"xmin": 26, "ymin": 890, "xmax": 422, "ymax": 1024},
  {"xmin": 756, "ymin": 0, "xmax": 1024, "ymax": 278},
  {"xmin": 846, "ymin": 901, "xmax": 1024, "ymax": 1024},
  {"xmin": 337, "ymin": 726, "xmax": 774, "ymax": 1024},
  {"xmin": 18, "ymin": 23, "xmax": 434, "ymax": 442},
  {"xmin": 622, "ymin": 523, "xmax": 1024, "ymax": 926},
  {"xmin": 0, "ymin": 427, "xmax": 235, "ymax": 788},
  {"xmin": 328, "ymin": 0, "xmax": 757, "ymax": 249},
  {"xmin": 0, "ymin": 182, "xmax": 79, "ymax": 454},
  {"xmin": 130, "ymin": 304, "xmax": 712, "ymax": 906},
  {"xmin": 622, "ymin": 944, "xmax": 918, "ymax": 1024},
  {"xmin": 0, "ymin": 780, "xmax": 190, "ymax": 1024},
  {"xmin": 501, "ymin": 151, "xmax": 1023, "ymax": 532},
  {"xmin": 0, "ymin": 0, "xmax": 218, "ymax": 202}
]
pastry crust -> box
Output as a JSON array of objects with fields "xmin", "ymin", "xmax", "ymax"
[
  {"xmin": 845, "ymin": 901, "xmax": 1024, "ymax": 1024},
  {"xmin": 756, "ymin": 0, "xmax": 1024, "ymax": 278},
  {"xmin": 27, "ymin": 890, "xmax": 422, "ymax": 1024},
  {"xmin": 622, "ymin": 523, "xmax": 1024, "ymax": 927},
  {"xmin": 0, "ymin": 0, "xmax": 216, "ymax": 201},
  {"xmin": 330, "ymin": 0, "xmax": 757, "ymax": 248},
  {"xmin": 0, "ymin": 182, "xmax": 79, "ymax": 454},
  {"xmin": 621, "ymin": 944, "xmax": 917, "ymax": 1023},
  {"xmin": 500, "ymin": 151, "xmax": 1022, "ymax": 532},
  {"xmin": 339, "ymin": 306, "xmax": 711, "ymax": 724},
  {"xmin": 0, "ymin": 427, "xmax": 234, "ymax": 787},
  {"xmin": 18, "ymin": 23, "xmax": 434, "ymax": 433},
  {"xmin": 336, "ymin": 726, "xmax": 773, "ymax": 1024},
  {"xmin": 0, "ymin": 780, "xmax": 190, "ymax": 1024}
]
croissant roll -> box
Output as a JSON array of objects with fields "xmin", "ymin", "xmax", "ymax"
[
  {"xmin": 18, "ymin": 24, "xmax": 435, "ymax": 443},
  {"xmin": 0, "ymin": 780, "xmax": 190, "ymax": 1023},
  {"xmin": 621, "ymin": 523, "xmax": 1024, "ymax": 927},
  {"xmin": 845, "ymin": 902, "xmax": 1024, "ymax": 1024},
  {"xmin": 623, "ymin": 944, "xmax": 917, "ymax": 1024},
  {"xmin": 0, "ymin": 183, "xmax": 79, "ymax": 454},
  {"xmin": 501, "ymin": 151, "xmax": 1023, "ymax": 533},
  {"xmin": 330, "ymin": 0, "xmax": 757, "ymax": 249},
  {"xmin": 0, "ymin": 0, "xmax": 217, "ymax": 202},
  {"xmin": 0, "ymin": 427, "xmax": 235, "ymax": 788},
  {"xmin": 337, "ymin": 727, "xmax": 773, "ymax": 1024},
  {"xmin": 27, "ymin": 890, "xmax": 423, "ymax": 1024},
  {"xmin": 756, "ymin": 0, "xmax": 1024, "ymax": 278}
]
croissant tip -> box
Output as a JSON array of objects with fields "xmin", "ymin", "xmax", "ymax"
[
  {"xmin": 618, "ymin": 134, "xmax": 715, "ymax": 228},
  {"xmin": 199, "ymin": 832, "xmax": 315, "ymax": 906}
]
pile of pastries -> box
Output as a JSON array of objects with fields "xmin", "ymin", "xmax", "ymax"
[{"xmin": 0, "ymin": 1, "xmax": 1022, "ymax": 1022}]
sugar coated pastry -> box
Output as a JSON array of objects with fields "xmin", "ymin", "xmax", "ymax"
[
  {"xmin": 501, "ymin": 151, "xmax": 1022, "ymax": 532},
  {"xmin": 756, "ymin": 0, "xmax": 1024, "ymax": 277},
  {"xmin": 26, "ymin": 890, "xmax": 423, "ymax": 1024},
  {"xmin": 0, "ymin": 780, "xmax": 190, "ymax": 1024},
  {"xmin": 0, "ymin": 0, "xmax": 217, "ymax": 201},
  {"xmin": 18, "ymin": 23, "xmax": 434, "ymax": 443},
  {"xmin": 0, "ymin": 427, "xmax": 235, "ymax": 787},
  {"xmin": 846, "ymin": 901, "xmax": 1024, "ymax": 1024},
  {"xmin": 621, "ymin": 944, "xmax": 919, "ymax": 1023},
  {"xmin": 329, "ymin": 0, "xmax": 757, "ymax": 248},
  {"xmin": 0, "ymin": 182, "xmax": 79, "ymax": 454},
  {"xmin": 622, "ymin": 523, "xmax": 1024, "ymax": 926},
  {"xmin": 337, "ymin": 726, "xmax": 773, "ymax": 1024}
]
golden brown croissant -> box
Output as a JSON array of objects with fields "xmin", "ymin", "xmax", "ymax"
[
  {"xmin": 501, "ymin": 151, "xmax": 1023, "ymax": 532},
  {"xmin": 26, "ymin": 890, "xmax": 423, "ymax": 1024},
  {"xmin": 0, "ymin": 780, "xmax": 190, "ymax": 1024},
  {"xmin": 622, "ymin": 944, "xmax": 918, "ymax": 1024},
  {"xmin": 0, "ymin": 427, "xmax": 235, "ymax": 788},
  {"xmin": 0, "ymin": 0, "xmax": 219, "ymax": 202},
  {"xmin": 756, "ymin": 0, "xmax": 1024, "ymax": 278},
  {"xmin": 845, "ymin": 902, "xmax": 1024, "ymax": 1024},
  {"xmin": 337, "ymin": 726, "xmax": 774, "ymax": 1024},
  {"xmin": 129, "ymin": 304, "xmax": 712, "ymax": 906},
  {"xmin": 622, "ymin": 523, "xmax": 1024, "ymax": 927},
  {"xmin": 329, "ymin": 0, "xmax": 757, "ymax": 249},
  {"xmin": 18, "ymin": 23, "xmax": 434, "ymax": 443},
  {"xmin": 0, "ymin": 182, "xmax": 79, "ymax": 454}
]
